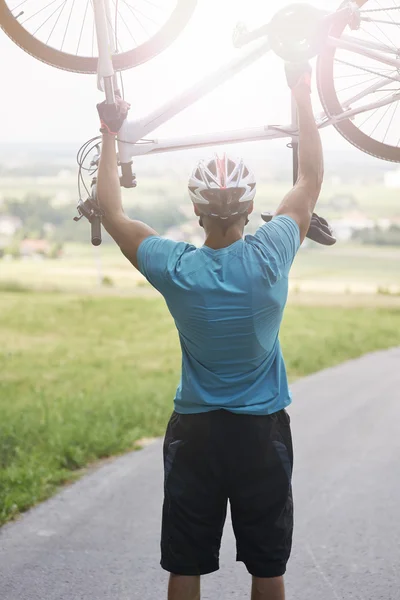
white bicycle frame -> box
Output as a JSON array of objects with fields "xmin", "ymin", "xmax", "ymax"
[{"xmin": 92, "ymin": 0, "xmax": 400, "ymax": 166}]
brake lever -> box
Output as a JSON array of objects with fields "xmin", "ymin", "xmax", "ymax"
[{"xmin": 73, "ymin": 178, "xmax": 105, "ymax": 246}]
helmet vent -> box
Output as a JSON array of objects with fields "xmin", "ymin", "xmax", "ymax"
[{"xmin": 207, "ymin": 161, "xmax": 217, "ymax": 177}]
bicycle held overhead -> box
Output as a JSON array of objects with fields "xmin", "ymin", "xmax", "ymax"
[{"xmin": 2, "ymin": 1, "xmax": 400, "ymax": 163}]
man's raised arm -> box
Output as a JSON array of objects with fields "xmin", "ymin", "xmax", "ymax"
[
  {"xmin": 96, "ymin": 99, "xmax": 157, "ymax": 269},
  {"xmin": 275, "ymin": 64, "xmax": 324, "ymax": 243}
]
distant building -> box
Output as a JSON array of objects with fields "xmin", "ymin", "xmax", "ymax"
[
  {"xmin": 331, "ymin": 212, "xmax": 375, "ymax": 241},
  {"xmin": 19, "ymin": 239, "xmax": 51, "ymax": 257}
]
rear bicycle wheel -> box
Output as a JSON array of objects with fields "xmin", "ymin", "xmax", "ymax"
[
  {"xmin": 317, "ymin": 0, "xmax": 400, "ymax": 162},
  {"xmin": 0, "ymin": 0, "xmax": 197, "ymax": 74}
]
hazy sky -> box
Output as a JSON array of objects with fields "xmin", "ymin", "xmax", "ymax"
[{"xmin": 0, "ymin": 0, "xmax": 344, "ymax": 149}]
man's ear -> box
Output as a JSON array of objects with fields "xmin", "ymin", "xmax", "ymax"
[
  {"xmin": 248, "ymin": 201, "xmax": 254, "ymax": 215},
  {"xmin": 193, "ymin": 205, "xmax": 201, "ymax": 217}
]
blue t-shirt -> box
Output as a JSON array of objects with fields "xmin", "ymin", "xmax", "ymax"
[{"xmin": 137, "ymin": 215, "xmax": 300, "ymax": 416}]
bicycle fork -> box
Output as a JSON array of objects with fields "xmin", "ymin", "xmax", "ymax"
[
  {"xmin": 76, "ymin": 0, "xmax": 118, "ymax": 246},
  {"xmin": 92, "ymin": 0, "xmax": 117, "ymax": 104}
]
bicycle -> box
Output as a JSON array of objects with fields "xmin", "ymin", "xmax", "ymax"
[{"xmin": 1, "ymin": 0, "xmax": 400, "ymax": 244}]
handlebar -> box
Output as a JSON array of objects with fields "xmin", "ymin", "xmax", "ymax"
[
  {"xmin": 73, "ymin": 180, "xmax": 105, "ymax": 246},
  {"xmin": 91, "ymin": 215, "xmax": 102, "ymax": 246}
]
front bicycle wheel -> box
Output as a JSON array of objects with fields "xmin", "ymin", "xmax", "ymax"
[
  {"xmin": 0, "ymin": 0, "xmax": 197, "ymax": 74},
  {"xmin": 317, "ymin": 0, "xmax": 400, "ymax": 162}
]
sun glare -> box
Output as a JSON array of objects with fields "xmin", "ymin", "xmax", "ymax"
[{"xmin": 0, "ymin": 0, "xmax": 351, "ymax": 143}]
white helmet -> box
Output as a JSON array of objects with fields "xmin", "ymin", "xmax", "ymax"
[{"xmin": 188, "ymin": 154, "xmax": 256, "ymax": 220}]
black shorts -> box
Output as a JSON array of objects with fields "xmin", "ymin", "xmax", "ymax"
[{"xmin": 161, "ymin": 409, "xmax": 293, "ymax": 578}]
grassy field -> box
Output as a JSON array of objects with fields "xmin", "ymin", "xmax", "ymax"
[
  {"xmin": 1, "ymin": 241, "xmax": 400, "ymax": 296},
  {"xmin": 1, "ymin": 290, "xmax": 400, "ymax": 526}
]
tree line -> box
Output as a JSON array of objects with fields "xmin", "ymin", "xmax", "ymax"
[
  {"xmin": 352, "ymin": 224, "xmax": 400, "ymax": 246},
  {"xmin": 0, "ymin": 195, "xmax": 188, "ymax": 247}
]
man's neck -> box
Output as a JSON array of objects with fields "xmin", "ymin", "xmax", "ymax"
[{"xmin": 203, "ymin": 227, "xmax": 243, "ymax": 250}]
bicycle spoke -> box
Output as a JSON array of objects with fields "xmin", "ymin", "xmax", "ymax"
[
  {"xmin": 358, "ymin": 23, "xmax": 394, "ymax": 52},
  {"xmin": 21, "ymin": 0, "xmax": 61, "ymax": 26},
  {"xmin": 61, "ymin": 0, "xmax": 76, "ymax": 51},
  {"xmin": 366, "ymin": 0, "xmax": 398, "ymax": 46},
  {"xmin": 4, "ymin": 0, "xmax": 178, "ymax": 61},
  {"xmin": 76, "ymin": 0, "xmax": 89, "ymax": 55},
  {"xmin": 356, "ymin": 92, "xmax": 394, "ymax": 129},
  {"xmin": 113, "ymin": 0, "xmax": 138, "ymax": 46},
  {"xmin": 360, "ymin": 2, "xmax": 399, "ymax": 47},
  {"xmin": 335, "ymin": 70, "xmax": 393, "ymax": 78},
  {"xmin": 367, "ymin": 0, "xmax": 399, "ymax": 37},
  {"xmin": 374, "ymin": 22, "xmax": 396, "ymax": 47},
  {"xmin": 375, "ymin": 0, "xmax": 399, "ymax": 27},
  {"xmin": 355, "ymin": 84, "xmax": 399, "ymax": 144},
  {"xmin": 358, "ymin": 106, "xmax": 382, "ymax": 130},
  {"xmin": 139, "ymin": 0, "xmax": 164, "ymax": 10},
  {"xmin": 130, "ymin": 4, "xmax": 159, "ymax": 26},
  {"xmin": 362, "ymin": 17, "xmax": 400, "ymax": 25},
  {"xmin": 361, "ymin": 5, "xmax": 400, "ymax": 12},
  {"xmin": 358, "ymin": 8, "xmax": 398, "ymax": 51},
  {"xmin": 121, "ymin": 0, "xmax": 150, "ymax": 37},
  {"xmin": 383, "ymin": 100, "xmax": 399, "ymax": 142},
  {"xmin": 45, "ymin": 0, "xmax": 67, "ymax": 44},
  {"xmin": 368, "ymin": 101, "xmax": 394, "ymax": 137},
  {"xmin": 28, "ymin": 0, "xmax": 64, "ymax": 37},
  {"xmin": 12, "ymin": 0, "xmax": 30, "ymax": 11},
  {"xmin": 337, "ymin": 75, "xmax": 381, "ymax": 94},
  {"xmin": 329, "ymin": 0, "xmax": 400, "ymax": 149},
  {"xmin": 370, "ymin": 17, "xmax": 397, "ymax": 48},
  {"xmin": 335, "ymin": 60, "xmax": 400, "ymax": 84}
]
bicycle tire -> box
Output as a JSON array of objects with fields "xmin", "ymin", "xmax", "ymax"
[
  {"xmin": 317, "ymin": 0, "xmax": 400, "ymax": 163},
  {"xmin": 0, "ymin": 0, "xmax": 197, "ymax": 74}
]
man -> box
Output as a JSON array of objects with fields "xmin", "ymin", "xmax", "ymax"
[{"xmin": 96, "ymin": 63, "xmax": 324, "ymax": 600}]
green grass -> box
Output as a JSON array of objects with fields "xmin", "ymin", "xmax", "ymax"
[
  {"xmin": 1, "ymin": 291, "xmax": 400, "ymax": 526},
  {"xmin": 1, "ymin": 242, "xmax": 400, "ymax": 295},
  {"xmin": 290, "ymin": 244, "xmax": 400, "ymax": 292}
]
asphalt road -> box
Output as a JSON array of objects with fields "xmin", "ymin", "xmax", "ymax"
[{"xmin": 1, "ymin": 348, "xmax": 399, "ymax": 600}]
